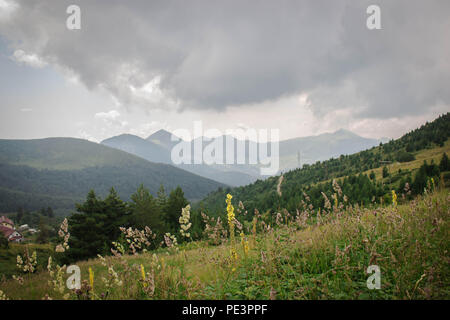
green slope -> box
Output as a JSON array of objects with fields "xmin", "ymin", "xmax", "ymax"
[
  {"xmin": 0, "ymin": 138, "xmax": 225, "ymax": 213},
  {"xmin": 198, "ymin": 113, "xmax": 450, "ymax": 216}
]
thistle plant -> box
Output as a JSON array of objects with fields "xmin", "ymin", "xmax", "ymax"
[{"xmin": 179, "ymin": 204, "xmax": 192, "ymax": 239}]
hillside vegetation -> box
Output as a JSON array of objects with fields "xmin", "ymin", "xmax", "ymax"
[
  {"xmin": 0, "ymin": 188, "xmax": 448, "ymax": 300},
  {"xmin": 0, "ymin": 138, "xmax": 225, "ymax": 213},
  {"xmin": 198, "ymin": 113, "xmax": 450, "ymax": 217},
  {"xmin": 0, "ymin": 114, "xmax": 448, "ymax": 300}
]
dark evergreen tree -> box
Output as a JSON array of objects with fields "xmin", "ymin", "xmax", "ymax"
[
  {"xmin": 164, "ymin": 186, "xmax": 188, "ymax": 234},
  {"xmin": 0, "ymin": 232, "xmax": 8, "ymax": 249},
  {"xmin": 36, "ymin": 216, "xmax": 50, "ymax": 244},
  {"xmin": 440, "ymin": 153, "xmax": 449, "ymax": 172},
  {"xmin": 65, "ymin": 189, "xmax": 129, "ymax": 263},
  {"xmin": 382, "ymin": 166, "xmax": 389, "ymax": 178},
  {"xmin": 129, "ymin": 184, "xmax": 165, "ymax": 243}
]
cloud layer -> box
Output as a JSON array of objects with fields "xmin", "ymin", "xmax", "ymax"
[{"xmin": 0, "ymin": 0, "xmax": 449, "ymax": 120}]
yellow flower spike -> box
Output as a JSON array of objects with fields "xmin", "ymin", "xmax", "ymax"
[
  {"xmin": 392, "ymin": 190, "xmax": 397, "ymax": 207},
  {"xmin": 88, "ymin": 267, "xmax": 94, "ymax": 298},
  {"xmin": 140, "ymin": 264, "xmax": 147, "ymax": 288}
]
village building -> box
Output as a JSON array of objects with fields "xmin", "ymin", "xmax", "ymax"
[
  {"xmin": 0, "ymin": 216, "xmax": 24, "ymax": 242},
  {"xmin": 0, "ymin": 216, "xmax": 14, "ymax": 229}
]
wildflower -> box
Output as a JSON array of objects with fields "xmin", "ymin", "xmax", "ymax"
[
  {"xmin": 240, "ymin": 232, "xmax": 249, "ymax": 256},
  {"xmin": 179, "ymin": 204, "xmax": 192, "ymax": 239},
  {"xmin": 230, "ymin": 247, "xmax": 238, "ymax": 261},
  {"xmin": 226, "ymin": 194, "xmax": 235, "ymax": 225},
  {"xmin": 164, "ymin": 232, "xmax": 178, "ymax": 248},
  {"xmin": 117, "ymin": 226, "xmax": 155, "ymax": 255},
  {"xmin": 261, "ymin": 250, "xmax": 267, "ymax": 264},
  {"xmin": 140, "ymin": 264, "xmax": 147, "ymax": 288},
  {"xmin": 332, "ymin": 193, "xmax": 338, "ymax": 210},
  {"xmin": 251, "ymin": 217, "xmax": 257, "ymax": 246},
  {"xmin": 226, "ymin": 194, "xmax": 239, "ymax": 263},
  {"xmin": 89, "ymin": 267, "xmax": 94, "ymax": 296},
  {"xmin": 56, "ymin": 218, "xmax": 70, "ymax": 252},
  {"xmin": 12, "ymin": 275, "xmax": 24, "ymax": 285},
  {"xmin": 0, "ymin": 290, "xmax": 9, "ymax": 300},
  {"xmin": 16, "ymin": 248, "xmax": 37, "ymax": 273},
  {"xmin": 269, "ymin": 288, "xmax": 277, "ymax": 300},
  {"xmin": 392, "ymin": 190, "xmax": 397, "ymax": 207},
  {"xmin": 226, "ymin": 193, "xmax": 236, "ymax": 244},
  {"xmin": 321, "ymin": 192, "xmax": 331, "ymax": 210},
  {"xmin": 332, "ymin": 179, "xmax": 343, "ymax": 197},
  {"xmin": 277, "ymin": 175, "xmax": 284, "ymax": 196}
]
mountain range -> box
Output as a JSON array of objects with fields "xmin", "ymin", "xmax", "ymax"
[
  {"xmin": 0, "ymin": 138, "xmax": 225, "ymax": 213},
  {"xmin": 0, "ymin": 128, "xmax": 386, "ymax": 214},
  {"xmin": 101, "ymin": 129, "xmax": 384, "ymax": 186}
]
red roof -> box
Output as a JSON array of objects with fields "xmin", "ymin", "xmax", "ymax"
[
  {"xmin": 0, "ymin": 225, "xmax": 15, "ymax": 238},
  {"xmin": 0, "ymin": 216, "xmax": 14, "ymax": 226}
]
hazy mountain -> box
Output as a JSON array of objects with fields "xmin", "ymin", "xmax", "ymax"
[
  {"xmin": 103, "ymin": 132, "xmax": 259, "ymax": 186},
  {"xmin": 0, "ymin": 138, "xmax": 225, "ymax": 213},
  {"xmin": 146, "ymin": 129, "xmax": 180, "ymax": 151},
  {"xmin": 100, "ymin": 129, "xmax": 382, "ymax": 186},
  {"xmin": 102, "ymin": 134, "xmax": 171, "ymax": 164},
  {"xmin": 279, "ymin": 129, "xmax": 382, "ymax": 171}
]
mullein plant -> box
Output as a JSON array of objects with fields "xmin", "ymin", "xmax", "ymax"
[
  {"xmin": 89, "ymin": 267, "xmax": 95, "ymax": 300},
  {"xmin": 139, "ymin": 264, "xmax": 155, "ymax": 297},
  {"xmin": 240, "ymin": 232, "xmax": 250, "ymax": 258},
  {"xmin": 392, "ymin": 190, "xmax": 398, "ymax": 207},
  {"xmin": 226, "ymin": 194, "xmax": 239, "ymax": 270}
]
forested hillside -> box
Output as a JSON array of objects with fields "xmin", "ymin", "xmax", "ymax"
[
  {"xmin": 197, "ymin": 113, "xmax": 450, "ymax": 218},
  {"xmin": 0, "ymin": 138, "xmax": 225, "ymax": 213}
]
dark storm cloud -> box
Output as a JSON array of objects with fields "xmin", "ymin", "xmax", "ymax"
[{"xmin": 0, "ymin": 0, "xmax": 449, "ymax": 117}]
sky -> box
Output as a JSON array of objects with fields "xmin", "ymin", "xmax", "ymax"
[{"xmin": 0, "ymin": 0, "xmax": 449, "ymax": 142}]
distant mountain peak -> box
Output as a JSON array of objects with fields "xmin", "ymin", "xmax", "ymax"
[
  {"xmin": 147, "ymin": 129, "xmax": 174, "ymax": 140},
  {"xmin": 333, "ymin": 128, "xmax": 357, "ymax": 136}
]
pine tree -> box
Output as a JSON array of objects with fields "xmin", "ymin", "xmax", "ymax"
[
  {"xmin": 157, "ymin": 184, "xmax": 167, "ymax": 208},
  {"xmin": 46, "ymin": 207, "xmax": 54, "ymax": 218},
  {"xmin": 66, "ymin": 189, "xmax": 129, "ymax": 262},
  {"xmin": 440, "ymin": 153, "xmax": 449, "ymax": 172},
  {"xmin": 36, "ymin": 216, "xmax": 50, "ymax": 244},
  {"xmin": 0, "ymin": 232, "xmax": 8, "ymax": 249},
  {"xmin": 129, "ymin": 184, "xmax": 165, "ymax": 242},
  {"xmin": 164, "ymin": 186, "xmax": 188, "ymax": 234}
]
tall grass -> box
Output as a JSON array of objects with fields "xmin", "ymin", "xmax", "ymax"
[{"xmin": 1, "ymin": 189, "xmax": 448, "ymax": 300}]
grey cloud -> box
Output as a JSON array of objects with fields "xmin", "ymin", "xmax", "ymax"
[{"xmin": 0, "ymin": 0, "xmax": 449, "ymax": 118}]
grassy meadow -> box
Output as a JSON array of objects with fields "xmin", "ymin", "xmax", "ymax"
[{"xmin": 1, "ymin": 188, "xmax": 448, "ymax": 300}]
